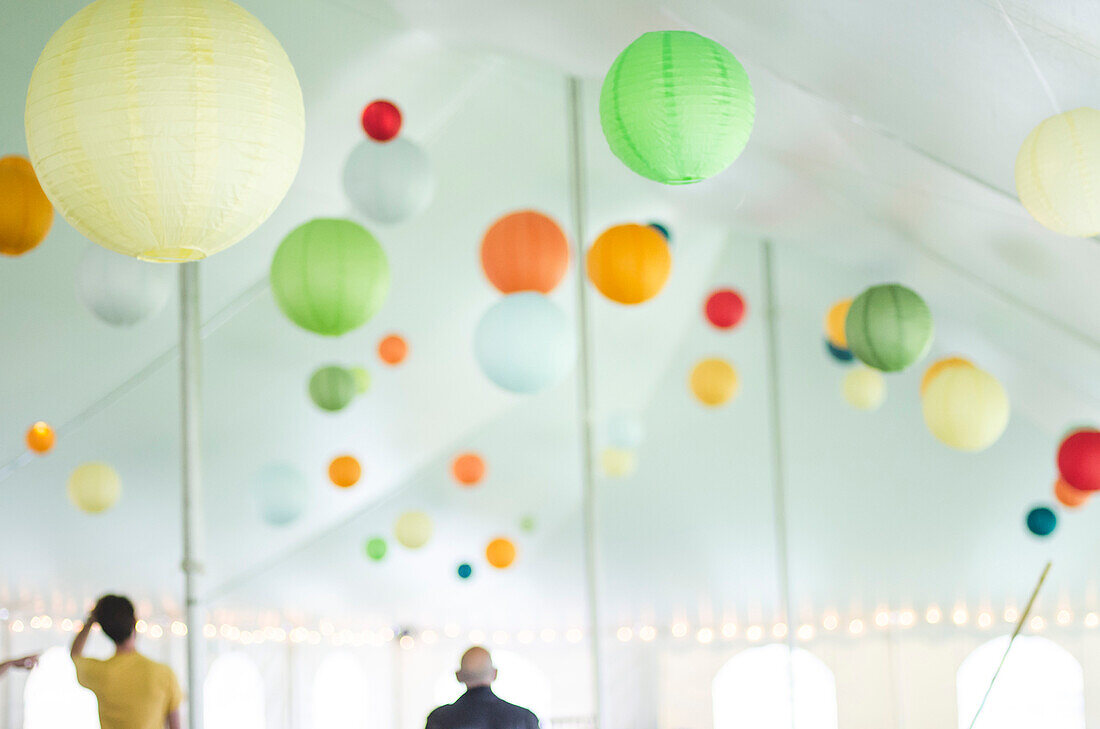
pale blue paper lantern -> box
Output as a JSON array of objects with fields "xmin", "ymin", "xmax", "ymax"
[
  {"xmin": 606, "ymin": 412, "xmax": 644, "ymax": 449},
  {"xmin": 253, "ymin": 463, "xmax": 309, "ymax": 526},
  {"xmin": 474, "ymin": 292, "xmax": 576, "ymax": 394}
]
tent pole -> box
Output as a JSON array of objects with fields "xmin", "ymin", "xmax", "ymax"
[
  {"xmin": 179, "ymin": 262, "xmax": 205, "ymax": 729},
  {"xmin": 761, "ymin": 240, "xmax": 798, "ymax": 729},
  {"xmin": 566, "ymin": 75, "xmax": 604, "ymax": 729}
]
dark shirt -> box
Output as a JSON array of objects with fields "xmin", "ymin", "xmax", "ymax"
[{"xmin": 426, "ymin": 687, "xmax": 540, "ymax": 729}]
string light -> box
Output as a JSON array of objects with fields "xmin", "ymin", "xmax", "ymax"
[
  {"xmin": 61, "ymin": 618, "xmax": 74, "ymax": 632},
  {"xmin": 639, "ymin": 626, "xmax": 656, "ymax": 642},
  {"xmin": 1030, "ymin": 616, "xmax": 1046, "ymax": 632},
  {"xmin": 290, "ymin": 627, "xmax": 308, "ymax": 643},
  {"xmin": 746, "ymin": 625, "xmax": 763, "ymax": 642},
  {"xmin": 399, "ymin": 634, "xmax": 414, "ymax": 650},
  {"xmin": 977, "ymin": 612, "xmax": 993, "ymax": 630},
  {"xmin": 29, "ymin": 616, "xmax": 42, "ymax": 630},
  {"xmin": 516, "ymin": 630, "xmax": 534, "ymax": 645},
  {"xmin": 671, "ymin": 622, "xmax": 688, "ymax": 638},
  {"xmin": 822, "ymin": 614, "xmax": 839, "ymax": 632},
  {"xmin": 422, "ymin": 630, "xmax": 439, "ymax": 644},
  {"xmin": 565, "ymin": 628, "xmax": 583, "ymax": 644},
  {"xmin": 40, "ymin": 616, "xmax": 52, "ymax": 629},
  {"xmin": 797, "ymin": 624, "xmax": 815, "ymax": 641},
  {"xmin": 540, "ymin": 628, "xmax": 557, "ymax": 643},
  {"xmin": 11, "ymin": 620, "xmax": 24, "ymax": 632},
  {"xmin": 136, "ymin": 619, "xmax": 148, "ymax": 634},
  {"xmin": 898, "ymin": 610, "xmax": 916, "ymax": 628},
  {"xmin": 874, "ymin": 611, "xmax": 890, "ymax": 628},
  {"xmin": 771, "ymin": 623, "xmax": 788, "ymax": 639},
  {"xmin": 445, "ymin": 623, "xmax": 461, "ymax": 639},
  {"xmin": 721, "ymin": 622, "xmax": 737, "ymax": 639},
  {"xmin": 926, "ymin": 605, "xmax": 942, "ymax": 624},
  {"xmin": 149, "ymin": 624, "xmax": 163, "ymax": 639},
  {"xmin": 1085, "ymin": 613, "xmax": 1099, "ymax": 629},
  {"xmin": 696, "ymin": 628, "xmax": 714, "ymax": 644},
  {"xmin": 171, "ymin": 621, "xmax": 187, "ymax": 636},
  {"xmin": 848, "ymin": 619, "xmax": 864, "ymax": 635},
  {"xmin": 1057, "ymin": 610, "xmax": 1072, "ymax": 626},
  {"xmin": 1004, "ymin": 605, "xmax": 1019, "ymax": 624},
  {"xmin": 952, "ymin": 607, "xmax": 969, "ymax": 626},
  {"xmin": 616, "ymin": 627, "xmax": 633, "ymax": 642}
]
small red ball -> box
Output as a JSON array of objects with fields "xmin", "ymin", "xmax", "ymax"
[
  {"xmin": 1057, "ymin": 429, "xmax": 1100, "ymax": 492},
  {"xmin": 705, "ymin": 288, "xmax": 747, "ymax": 330},
  {"xmin": 361, "ymin": 100, "xmax": 402, "ymax": 142}
]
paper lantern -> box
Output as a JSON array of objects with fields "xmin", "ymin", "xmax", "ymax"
[
  {"xmin": 451, "ymin": 453, "xmax": 485, "ymax": 487},
  {"xmin": 842, "ymin": 367, "xmax": 885, "ymax": 411},
  {"xmin": 519, "ymin": 515, "xmax": 537, "ymax": 533},
  {"xmin": 486, "ymin": 538, "xmax": 517, "ymax": 569},
  {"xmin": 600, "ymin": 448, "xmax": 636, "ymax": 478},
  {"xmin": 457, "ymin": 563, "xmax": 474, "ymax": 580},
  {"xmin": 690, "ymin": 358, "xmax": 739, "ymax": 407},
  {"xmin": 705, "ymin": 289, "xmax": 747, "ymax": 329},
  {"xmin": 922, "ymin": 367, "xmax": 1009, "ymax": 452},
  {"xmin": 309, "ymin": 366, "xmax": 356, "ymax": 413},
  {"xmin": 329, "ymin": 456, "xmax": 361, "ymax": 488},
  {"xmin": 271, "ymin": 219, "xmax": 390, "ymax": 336},
  {"xmin": 361, "ymin": 100, "xmax": 402, "ymax": 142},
  {"xmin": 920, "ymin": 356, "xmax": 974, "ymax": 396},
  {"xmin": 647, "ymin": 222, "xmax": 671, "ymax": 242},
  {"xmin": 474, "ymin": 292, "xmax": 576, "ymax": 394},
  {"xmin": 845, "ymin": 284, "xmax": 933, "ymax": 372},
  {"xmin": 606, "ymin": 413, "xmax": 644, "ymax": 449},
  {"xmin": 481, "ymin": 211, "xmax": 569, "ymax": 294},
  {"xmin": 253, "ymin": 463, "xmax": 308, "ymax": 526},
  {"xmin": 1057, "ymin": 430, "xmax": 1100, "ymax": 492},
  {"xmin": 378, "ymin": 334, "xmax": 408, "ymax": 365},
  {"xmin": 365, "ymin": 537, "xmax": 387, "ymax": 561},
  {"xmin": 600, "ymin": 31, "xmax": 754, "ymax": 184},
  {"xmin": 1054, "ymin": 477, "xmax": 1090, "ymax": 509},
  {"xmin": 25, "ymin": 0, "xmax": 304, "ymax": 261},
  {"xmin": 68, "ymin": 462, "xmax": 121, "ymax": 514},
  {"xmin": 349, "ymin": 367, "xmax": 371, "ymax": 394},
  {"xmin": 825, "ymin": 340, "xmax": 854, "ymax": 364},
  {"xmin": 77, "ymin": 245, "xmax": 173, "ymax": 326},
  {"xmin": 824, "ymin": 299, "xmax": 852, "ymax": 348},
  {"xmin": 0, "ymin": 155, "xmax": 52, "ymax": 256},
  {"xmin": 395, "ymin": 511, "xmax": 433, "ymax": 549},
  {"xmin": 1015, "ymin": 108, "xmax": 1100, "ymax": 237},
  {"xmin": 25, "ymin": 421, "xmax": 55, "ymax": 454},
  {"xmin": 587, "ymin": 224, "xmax": 671, "ymax": 305},
  {"xmin": 343, "ymin": 138, "xmax": 434, "ymax": 224},
  {"xmin": 1026, "ymin": 506, "xmax": 1057, "ymax": 537}
]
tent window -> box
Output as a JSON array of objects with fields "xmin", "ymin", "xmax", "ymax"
[
  {"xmin": 712, "ymin": 644, "xmax": 838, "ymax": 729},
  {"xmin": 314, "ymin": 652, "xmax": 370, "ymax": 729},
  {"xmin": 204, "ymin": 651, "xmax": 265, "ymax": 729},
  {"xmin": 23, "ymin": 647, "xmax": 100, "ymax": 729}
]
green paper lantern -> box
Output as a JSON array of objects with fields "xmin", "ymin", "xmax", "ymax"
[
  {"xmin": 599, "ymin": 31, "xmax": 755, "ymax": 185},
  {"xmin": 309, "ymin": 365, "xmax": 356, "ymax": 412},
  {"xmin": 845, "ymin": 284, "xmax": 933, "ymax": 373},
  {"xmin": 365, "ymin": 537, "xmax": 387, "ymax": 561},
  {"xmin": 349, "ymin": 366, "xmax": 371, "ymax": 394},
  {"xmin": 271, "ymin": 218, "xmax": 390, "ymax": 336}
]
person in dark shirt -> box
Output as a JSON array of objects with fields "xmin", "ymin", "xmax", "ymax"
[{"xmin": 426, "ymin": 646, "xmax": 539, "ymax": 729}]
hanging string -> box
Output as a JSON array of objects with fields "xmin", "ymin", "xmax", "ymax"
[{"xmin": 993, "ymin": 0, "xmax": 1062, "ymax": 115}]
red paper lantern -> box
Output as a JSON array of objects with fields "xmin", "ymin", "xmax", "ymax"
[
  {"xmin": 361, "ymin": 100, "xmax": 402, "ymax": 142},
  {"xmin": 1057, "ymin": 430, "xmax": 1100, "ymax": 492},
  {"xmin": 704, "ymin": 288, "xmax": 746, "ymax": 329}
]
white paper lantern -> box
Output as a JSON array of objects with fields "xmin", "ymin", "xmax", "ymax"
[
  {"xmin": 25, "ymin": 0, "xmax": 305, "ymax": 261},
  {"xmin": 842, "ymin": 367, "xmax": 885, "ymax": 411},
  {"xmin": 1015, "ymin": 108, "xmax": 1100, "ymax": 237},
  {"xmin": 343, "ymin": 139, "xmax": 434, "ymax": 224},
  {"xmin": 77, "ymin": 246, "xmax": 173, "ymax": 326},
  {"xmin": 606, "ymin": 412, "xmax": 644, "ymax": 449}
]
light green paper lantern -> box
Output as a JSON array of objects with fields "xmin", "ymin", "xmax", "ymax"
[
  {"xmin": 309, "ymin": 365, "xmax": 356, "ymax": 412},
  {"xmin": 845, "ymin": 284, "xmax": 933, "ymax": 373},
  {"xmin": 599, "ymin": 31, "xmax": 755, "ymax": 185},
  {"xmin": 365, "ymin": 537, "xmax": 387, "ymax": 561},
  {"xmin": 270, "ymin": 218, "xmax": 390, "ymax": 336},
  {"xmin": 349, "ymin": 366, "xmax": 371, "ymax": 394}
]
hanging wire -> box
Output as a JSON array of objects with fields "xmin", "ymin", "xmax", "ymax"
[{"xmin": 993, "ymin": 0, "xmax": 1062, "ymax": 115}]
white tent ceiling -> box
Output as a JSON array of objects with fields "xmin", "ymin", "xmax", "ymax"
[{"xmin": 1, "ymin": 0, "xmax": 1098, "ymax": 635}]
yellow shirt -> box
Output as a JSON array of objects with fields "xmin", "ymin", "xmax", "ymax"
[{"xmin": 74, "ymin": 653, "xmax": 183, "ymax": 729}]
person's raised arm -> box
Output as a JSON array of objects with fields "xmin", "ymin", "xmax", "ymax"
[
  {"xmin": 71, "ymin": 613, "xmax": 95, "ymax": 659},
  {"xmin": 166, "ymin": 708, "xmax": 181, "ymax": 729}
]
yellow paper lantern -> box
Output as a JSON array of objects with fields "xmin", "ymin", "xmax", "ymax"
[
  {"xmin": 841, "ymin": 367, "xmax": 885, "ymax": 411},
  {"xmin": 920, "ymin": 356, "xmax": 974, "ymax": 396},
  {"xmin": 922, "ymin": 367, "xmax": 1010, "ymax": 452},
  {"xmin": 600, "ymin": 448, "xmax": 636, "ymax": 478},
  {"xmin": 25, "ymin": 0, "xmax": 305, "ymax": 262},
  {"xmin": 689, "ymin": 358, "xmax": 739, "ymax": 407},
  {"xmin": 68, "ymin": 462, "xmax": 121, "ymax": 514},
  {"xmin": 0, "ymin": 156, "xmax": 53, "ymax": 256},
  {"xmin": 394, "ymin": 511, "xmax": 433, "ymax": 549},
  {"xmin": 1015, "ymin": 108, "xmax": 1100, "ymax": 237},
  {"xmin": 485, "ymin": 538, "xmax": 517, "ymax": 569},
  {"xmin": 824, "ymin": 298, "xmax": 852, "ymax": 348}
]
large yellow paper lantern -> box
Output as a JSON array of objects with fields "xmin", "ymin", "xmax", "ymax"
[
  {"xmin": 1015, "ymin": 108, "xmax": 1100, "ymax": 237},
  {"xmin": 68, "ymin": 462, "xmax": 121, "ymax": 514},
  {"xmin": 922, "ymin": 367, "xmax": 1010, "ymax": 452},
  {"xmin": 25, "ymin": 0, "xmax": 305, "ymax": 262}
]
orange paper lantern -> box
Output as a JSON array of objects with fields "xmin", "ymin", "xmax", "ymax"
[
  {"xmin": 920, "ymin": 356, "xmax": 974, "ymax": 396},
  {"xmin": 586, "ymin": 224, "xmax": 671, "ymax": 305},
  {"xmin": 1054, "ymin": 477, "xmax": 1090, "ymax": 509},
  {"xmin": 378, "ymin": 334, "xmax": 408, "ymax": 365},
  {"xmin": 481, "ymin": 211, "xmax": 569, "ymax": 294},
  {"xmin": 0, "ymin": 156, "xmax": 53, "ymax": 256},
  {"xmin": 328, "ymin": 455, "xmax": 361, "ymax": 488},
  {"xmin": 452, "ymin": 453, "xmax": 485, "ymax": 486},
  {"xmin": 486, "ymin": 537, "xmax": 517, "ymax": 569},
  {"xmin": 25, "ymin": 421, "xmax": 55, "ymax": 454},
  {"xmin": 824, "ymin": 298, "xmax": 851, "ymax": 348}
]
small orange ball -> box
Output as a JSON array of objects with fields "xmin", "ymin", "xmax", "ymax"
[
  {"xmin": 378, "ymin": 334, "xmax": 408, "ymax": 366},
  {"xmin": 328, "ymin": 455, "xmax": 361, "ymax": 488},
  {"xmin": 1054, "ymin": 476, "xmax": 1090, "ymax": 509},
  {"xmin": 451, "ymin": 453, "xmax": 485, "ymax": 486},
  {"xmin": 486, "ymin": 537, "xmax": 517, "ymax": 569},
  {"xmin": 25, "ymin": 421, "xmax": 55, "ymax": 454}
]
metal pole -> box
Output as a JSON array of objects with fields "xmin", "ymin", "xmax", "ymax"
[
  {"xmin": 1, "ymin": 615, "xmax": 11, "ymax": 729},
  {"xmin": 565, "ymin": 75, "xmax": 604, "ymax": 729},
  {"xmin": 179, "ymin": 262, "xmax": 205, "ymax": 729},
  {"xmin": 761, "ymin": 240, "xmax": 797, "ymax": 729}
]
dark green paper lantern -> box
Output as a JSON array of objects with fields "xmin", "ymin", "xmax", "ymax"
[
  {"xmin": 845, "ymin": 284, "xmax": 933, "ymax": 373},
  {"xmin": 599, "ymin": 31, "xmax": 755, "ymax": 185},
  {"xmin": 365, "ymin": 537, "xmax": 387, "ymax": 561},
  {"xmin": 309, "ymin": 365, "xmax": 356, "ymax": 412},
  {"xmin": 271, "ymin": 218, "xmax": 390, "ymax": 336}
]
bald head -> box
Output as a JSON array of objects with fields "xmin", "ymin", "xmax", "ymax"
[{"xmin": 456, "ymin": 646, "xmax": 497, "ymax": 688}]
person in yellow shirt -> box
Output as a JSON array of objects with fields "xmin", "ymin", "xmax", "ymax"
[{"xmin": 71, "ymin": 595, "xmax": 182, "ymax": 729}]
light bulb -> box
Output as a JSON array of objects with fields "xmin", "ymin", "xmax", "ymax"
[
  {"xmin": 1030, "ymin": 616, "xmax": 1046, "ymax": 632},
  {"xmin": 746, "ymin": 625, "xmax": 763, "ymax": 642},
  {"xmin": 696, "ymin": 628, "xmax": 714, "ymax": 644},
  {"xmin": 797, "ymin": 624, "xmax": 815, "ymax": 641},
  {"xmin": 616, "ymin": 627, "xmax": 633, "ymax": 642},
  {"xmin": 772, "ymin": 623, "xmax": 788, "ymax": 639},
  {"xmin": 874, "ymin": 611, "xmax": 890, "ymax": 628},
  {"xmin": 541, "ymin": 628, "xmax": 557, "ymax": 643},
  {"xmin": 848, "ymin": 619, "xmax": 864, "ymax": 635},
  {"xmin": 952, "ymin": 607, "xmax": 968, "ymax": 626},
  {"xmin": 721, "ymin": 622, "xmax": 737, "ymax": 639},
  {"xmin": 822, "ymin": 614, "xmax": 839, "ymax": 631},
  {"xmin": 1057, "ymin": 610, "xmax": 1072, "ymax": 626},
  {"xmin": 977, "ymin": 612, "xmax": 993, "ymax": 629},
  {"xmin": 639, "ymin": 625, "xmax": 657, "ymax": 642},
  {"xmin": 926, "ymin": 606, "xmax": 942, "ymax": 624},
  {"xmin": 671, "ymin": 622, "xmax": 688, "ymax": 638},
  {"xmin": 1085, "ymin": 613, "xmax": 1099, "ymax": 629},
  {"xmin": 898, "ymin": 610, "xmax": 916, "ymax": 628},
  {"xmin": 565, "ymin": 628, "xmax": 583, "ymax": 643}
]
